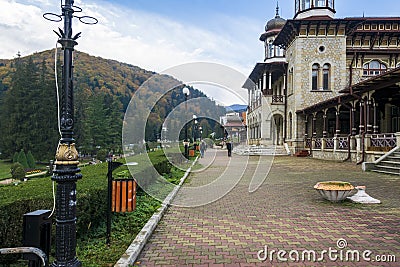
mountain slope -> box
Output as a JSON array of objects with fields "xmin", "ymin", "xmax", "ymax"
[{"xmin": 0, "ymin": 50, "xmax": 226, "ymax": 160}]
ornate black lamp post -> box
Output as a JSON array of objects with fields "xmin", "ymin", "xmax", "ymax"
[
  {"xmin": 44, "ymin": 1, "xmax": 97, "ymax": 266},
  {"xmin": 192, "ymin": 115, "xmax": 198, "ymax": 143},
  {"xmin": 182, "ymin": 87, "xmax": 190, "ymax": 158},
  {"xmin": 199, "ymin": 126, "xmax": 203, "ymax": 141}
]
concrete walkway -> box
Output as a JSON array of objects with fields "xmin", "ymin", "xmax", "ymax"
[{"xmin": 135, "ymin": 149, "xmax": 399, "ymax": 266}]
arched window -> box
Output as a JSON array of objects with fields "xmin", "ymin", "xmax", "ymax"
[
  {"xmin": 323, "ymin": 64, "xmax": 330, "ymax": 90},
  {"xmin": 363, "ymin": 60, "xmax": 387, "ymax": 76},
  {"xmin": 312, "ymin": 64, "xmax": 319, "ymax": 90}
]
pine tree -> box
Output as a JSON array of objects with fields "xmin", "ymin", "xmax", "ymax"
[
  {"xmin": 17, "ymin": 149, "xmax": 28, "ymax": 169},
  {"xmin": 0, "ymin": 56, "xmax": 58, "ymax": 160},
  {"xmin": 12, "ymin": 152, "xmax": 19, "ymax": 163},
  {"xmin": 26, "ymin": 151, "xmax": 36, "ymax": 168}
]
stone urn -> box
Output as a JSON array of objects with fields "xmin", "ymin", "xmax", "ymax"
[{"xmin": 314, "ymin": 181, "xmax": 355, "ymax": 202}]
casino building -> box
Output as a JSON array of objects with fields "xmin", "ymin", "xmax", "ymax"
[{"xmin": 245, "ymin": 0, "xmax": 400, "ymax": 173}]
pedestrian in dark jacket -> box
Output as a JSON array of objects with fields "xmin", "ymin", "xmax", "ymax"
[
  {"xmin": 226, "ymin": 141, "xmax": 232, "ymax": 157},
  {"xmin": 200, "ymin": 141, "xmax": 206, "ymax": 158}
]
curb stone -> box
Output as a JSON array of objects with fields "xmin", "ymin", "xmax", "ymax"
[{"xmin": 114, "ymin": 157, "xmax": 198, "ymax": 267}]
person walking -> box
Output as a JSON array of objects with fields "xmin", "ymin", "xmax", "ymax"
[
  {"xmin": 200, "ymin": 140, "xmax": 206, "ymax": 158},
  {"xmin": 226, "ymin": 141, "xmax": 232, "ymax": 157}
]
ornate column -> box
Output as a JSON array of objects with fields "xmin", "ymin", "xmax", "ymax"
[
  {"xmin": 335, "ymin": 107, "xmax": 341, "ymax": 137},
  {"xmin": 366, "ymin": 99, "xmax": 372, "ymax": 134},
  {"xmin": 322, "ymin": 111, "xmax": 327, "ymax": 138},
  {"xmin": 304, "ymin": 115, "xmax": 309, "ymax": 146},
  {"xmin": 269, "ymin": 72, "xmax": 272, "ymax": 93},
  {"xmin": 263, "ymin": 71, "xmax": 267, "ymax": 92},
  {"xmin": 351, "ymin": 105, "xmax": 357, "ymax": 136},
  {"xmin": 359, "ymin": 101, "xmax": 365, "ymax": 134},
  {"xmin": 373, "ymin": 102, "xmax": 379, "ymax": 134},
  {"xmin": 312, "ymin": 113, "xmax": 317, "ymax": 138}
]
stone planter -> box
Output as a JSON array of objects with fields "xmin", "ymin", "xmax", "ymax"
[{"xmin": 314, "ymin": 181, "xmax": 355, "ymax": 202}]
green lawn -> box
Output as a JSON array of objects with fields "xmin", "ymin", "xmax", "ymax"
[
  {"xmin": 0, "ymin": 149, "xmax": 187, "ymax": 266},
  {"xmin": 0, "ymin": 160, "xmax": 12, "ymax": 180}
]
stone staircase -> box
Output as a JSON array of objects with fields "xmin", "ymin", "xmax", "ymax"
[
  {"xmin": 370, "ymin": 148, "xmax": 400, "ymax": 176},
  {"xmin": 233, "ymin": 145, "xmax": 289, "ymax": 156}
]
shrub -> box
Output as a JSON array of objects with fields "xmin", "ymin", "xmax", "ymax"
[
  {"xmin": 96, "ymin": 148, "xmax": 109, "ymax": 161},
  {"xmin": 0, "ymin": 150, "xmax": 180, "ymax": 265},
  {"xmin": 10, "ymin": 162, "xmax": 26, "ymax": 181}
]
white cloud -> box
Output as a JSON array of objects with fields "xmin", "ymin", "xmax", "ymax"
[
  {"xmin": 0, "ymin": 0, "xmax": 261, "ymax": 74},
  {"xmin": 0, "ymin": 0, "xmax": 56, "ymax": 57}
]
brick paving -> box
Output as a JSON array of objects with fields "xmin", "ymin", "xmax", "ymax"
[{"xmin": 135, "ymin": 149, "xmax": 399, "ymax": 266}]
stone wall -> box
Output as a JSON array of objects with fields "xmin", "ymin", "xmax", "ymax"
[
  {"xmin": 312, "ymin": 150, "xmax": 385, "ymax": 163},
  {"xmin": 312, "ymin": 150, "xmax": 356, "ymax": 161},
  {"xmin": 287, "ymin": 36, "xmax": 347, "ymax": 110},
  {"xmin": 286, "ymin": 35, "xmax": 347, "ymax": 143}
]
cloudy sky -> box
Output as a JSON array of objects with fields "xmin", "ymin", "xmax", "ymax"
[{"xmin": 1, "ymin": 0, "xmax": 399, "ymax": 104}]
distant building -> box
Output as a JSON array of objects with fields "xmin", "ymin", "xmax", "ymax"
[
  {"xmin": 220, "ymin": 108, "xmax": 247, "ymax": 144},
  {"xmin": 245, "ymin": 0, "xmax": 400, "ymax": 165}
]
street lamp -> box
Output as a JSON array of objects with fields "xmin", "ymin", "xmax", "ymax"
[
  {"xmin": 192, "ymin": 115, "xmax": 198, "ymax": 143},
  {"xmin": 44, "ymin": 1, "xmax": 97, "ymax": 266},
  {"xmin": 199, "ymin": 126, "xmax": 203, "ymax": 141},
  {"xmin": 182, "ymin": 87, "xmax": 190, "ymax": 158}
]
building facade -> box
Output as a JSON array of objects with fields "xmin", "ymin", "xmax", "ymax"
[{"xmin": 245, "ymin": 0, "xmax": 400, "ymax": 166}]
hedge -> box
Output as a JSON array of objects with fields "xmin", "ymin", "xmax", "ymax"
[{"xmin": 0, "ymin": 149, "xmax": 180, "ymax": 265}]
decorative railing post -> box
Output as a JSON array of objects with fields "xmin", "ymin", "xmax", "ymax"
[
  {"xmin": 396, "ymin": 132, "xmax": 400, "ymax": 147},
  {"xmin": 356, "ymin": 134, "xmax": 362, "ymax": 160},
  {"xmin": 333, "ymin": 136, "xmax": 339, "ymax": 151},
  {"xmin": 364, "ymin": 134, "xmax": 372, "ymax": 151},
  {"xmin": 321, "ymin": 138, "xmax": 326, "ymax": 151},
  {"xmin": 350, "ymin": 135, "xmax": 357, "ymax": 150}
]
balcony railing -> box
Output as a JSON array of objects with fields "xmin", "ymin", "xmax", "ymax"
[
  {"xmin": 325, "ymin": 138, "xmax": 334, "ymax": 149},
  {"xmin": 371, "ymin": 133, "xmax": 396, "ymax": 148},
  {"xmin": 305, "ymin": 138, "xmax": 312, "ymax": 148},
  {"xmin": 314, "ymin": 138, "xmax": 322, "ymax": 149},
  {"xmin": 338, "ymin": 136, "xmax": 349, "ymax": 150}
]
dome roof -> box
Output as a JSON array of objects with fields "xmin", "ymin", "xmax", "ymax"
[
  {"xmin": 260, "ymin": 5, "xmax": 286, "ymax": 41},
  {"xmin": 265, "ymin": 5, "xmax": 286, "ymax": 32},
  {"xmin": 265, "ymin": 15, "xmax": 286, "ymax": 32}
]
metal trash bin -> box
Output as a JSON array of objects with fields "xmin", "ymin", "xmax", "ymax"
[{"xmin": 111, "ymin": 179, "xmax": 136, "ymax": 213}]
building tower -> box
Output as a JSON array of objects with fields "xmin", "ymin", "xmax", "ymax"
[
  {"xmin": 294, "ymin": 0, "xmax": 335, "ymax": 19},
  {"xmin": 273, "ymin": 0, "xmax": 345, "ymax": 152},
  {"xmin": 260, "ymin": 4, "xmax": 286, "ymax": 62},
  {"xmin": 245, "ymin": 3, "xmax": 287, "ymax": 147}
]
